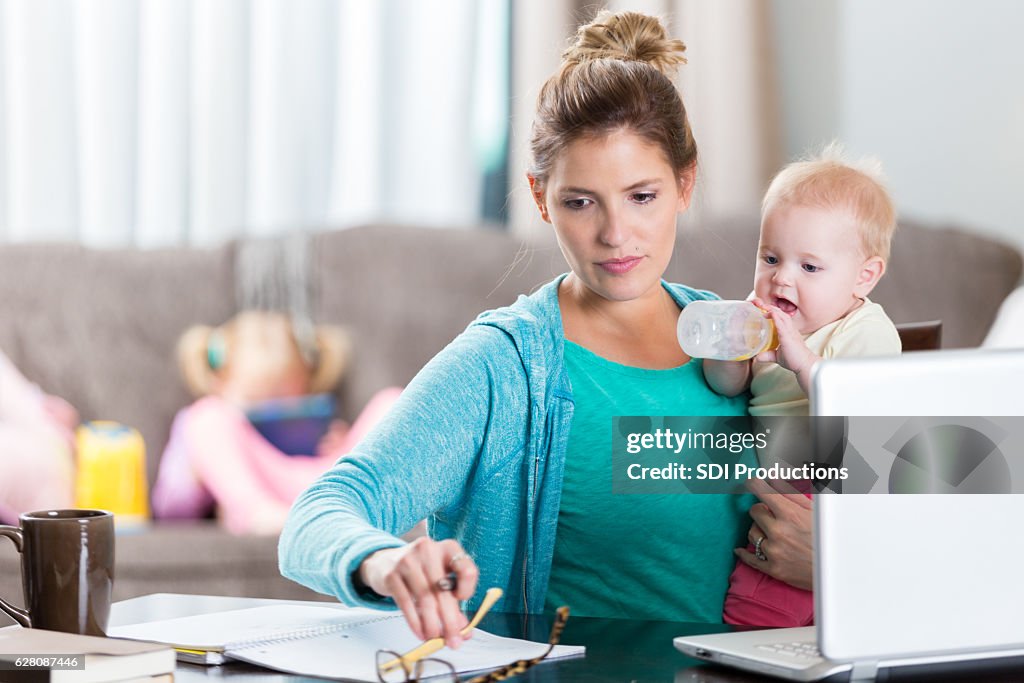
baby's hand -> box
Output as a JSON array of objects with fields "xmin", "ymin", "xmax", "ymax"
[{"xmin": 755, "ymin": 306, "xmax": 819, "ymax": 378}]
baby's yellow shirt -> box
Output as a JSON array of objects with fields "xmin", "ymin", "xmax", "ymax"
[{"xmin": 749, "ymin": 299, "xmax": 902, "ymax": 417}]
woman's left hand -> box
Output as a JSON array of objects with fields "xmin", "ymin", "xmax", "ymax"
[{"xmin": 734, "ymin": 479, "xmax": 814, "ymax": 590}]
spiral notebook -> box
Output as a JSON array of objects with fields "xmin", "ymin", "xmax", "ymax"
[{"xmin": 108, "ymin": 604, "xmax": 584, "ymax": 681}]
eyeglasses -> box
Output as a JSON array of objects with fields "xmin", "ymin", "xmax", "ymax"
[
  {"xmin": 376, "ymin": 599, "xmax": 570, "ymax": 683},
  {"xmin": 378, "ymin": 588, "xmax": 503, "ymax": 676},
  {"xmin": 462, "ymin": 606, "xmax": 569, "ymax": 683},
  {"xmin": 376, "ymin": 651, "xmax": 456, "ymax": 683}
]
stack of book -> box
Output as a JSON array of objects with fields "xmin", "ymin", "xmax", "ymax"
[{"xmin": 0, "ymin": 626, "xmax": 174, "ymax": 683}]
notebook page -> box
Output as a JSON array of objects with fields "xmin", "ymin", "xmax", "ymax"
[
  {"xmin": 109, "ymin": 604, "xmax": 382, "ymax": 652},
  {"xmin": 230, "ymin": 616, "xmax": 584, "ymax": 681},
  {"xmin": 110, "ymin": 604, "xmax": 584, "ymax": 680}
]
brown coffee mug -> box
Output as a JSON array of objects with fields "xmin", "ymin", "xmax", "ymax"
[{"xmin": 0, "ymin": 509, "xmax": 114, "ymax": 635}]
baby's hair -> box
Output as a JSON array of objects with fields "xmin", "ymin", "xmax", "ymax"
[
  {"xmin": 762, "ymin": 142, "xmax": 897, "ymax": 261},
  {"xmin": 530, "ymin": 10, "xmax": 696, "ymax": 184}
]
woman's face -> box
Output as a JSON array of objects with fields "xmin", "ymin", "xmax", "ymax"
[{"xmin": 533, "ymin": 129, "xmax": 694, "ymax": 304}]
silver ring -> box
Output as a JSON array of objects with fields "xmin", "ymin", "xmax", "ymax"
[
  {"xmin": 435, "ymin": 577, "xmax": 455, "ymax": 591},
  {"xmin": 754, "ymin": 535, "xmax": 768, "ymax": 562},
  {"xmin": 449, "ymin": 552, "xmax": 469, "ymax": 569}
]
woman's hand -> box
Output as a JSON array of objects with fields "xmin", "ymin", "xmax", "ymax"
[
  {"xmin": 734, "ymin": 479, "xmax": 814, "ymax": 590},
  {"xmin": 358, "ymin": 537, "xmax": 479, "ymax": 648}
]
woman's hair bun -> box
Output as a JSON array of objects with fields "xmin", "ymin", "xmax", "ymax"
[{"xmin": 563, "ymin": 10, "xmax": 687, "ymax": 78}]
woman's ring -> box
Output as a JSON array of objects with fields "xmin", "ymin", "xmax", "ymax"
[
  {"xmin": 435, "ymin": 576, "xmax": 455, "ymax": 591},
  {"xmin": 449, "ymin": 552, "xmax": 469, "ymax": 569},
  {"xmin": 754, "ymin": 535, "xmax": 768, "ymax": 562}
]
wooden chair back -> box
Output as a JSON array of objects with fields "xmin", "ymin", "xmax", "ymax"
[{"xmin": 896, "ymin": 320, "xmax": 943, "ymax": 352}]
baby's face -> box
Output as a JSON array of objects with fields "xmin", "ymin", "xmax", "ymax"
[{"xmin": 754, "ymin": 202, "xmax": 875, "ymax": 335}]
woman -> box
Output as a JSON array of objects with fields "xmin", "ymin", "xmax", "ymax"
[{"xmin": 279, "ymin": 10, "xmax": 811, "ymax": 648}]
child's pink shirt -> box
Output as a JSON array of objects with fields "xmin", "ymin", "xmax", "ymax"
[{"xmin": 152, "ymin": 389, "xmax": 400, "ymax": 534}]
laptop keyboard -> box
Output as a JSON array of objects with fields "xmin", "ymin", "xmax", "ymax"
[{"xmin": 756, "ymin": 641, "xmax": 824, "ymax": 662}]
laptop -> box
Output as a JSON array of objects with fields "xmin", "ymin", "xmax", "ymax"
[{"xmin": 674, "ymin": 348, "xmax": 1024, "ymax": 681}]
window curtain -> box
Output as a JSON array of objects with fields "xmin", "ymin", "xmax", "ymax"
[
  {"xmin": 509, "ymin": 0, "xmax": 782, "ymax": 240},
  {"xmin": 0, "ymin": 0, "xmax": 509, "ymax": 248}
]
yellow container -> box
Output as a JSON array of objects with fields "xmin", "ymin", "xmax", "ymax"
[{"xmin": 75, "ymin": 421, "xmax": 149, "ymax": 527}]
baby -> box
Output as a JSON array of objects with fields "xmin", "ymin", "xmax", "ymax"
[{"xmin": 704, "ymin": 145, "xmax": 902, "ymax": 626}]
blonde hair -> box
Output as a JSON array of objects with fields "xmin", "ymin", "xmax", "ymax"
[
  {"xmin": 177, "ymin": 311, "xmax": 350, "ymax": 399},
  {"xmin": 762, "ymin": 142, "xmax": 897, "ymax": 261},
  {"xmin": 529, "ymin": 10, "xmax": 696, "ymax": 185}
]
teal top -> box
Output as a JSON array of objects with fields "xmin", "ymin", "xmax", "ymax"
[{"xmin": 544, "ymin": 342, "xmax": 752, "ymax": 622}]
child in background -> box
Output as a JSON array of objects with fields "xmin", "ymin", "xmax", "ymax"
[
  {"xmin": 0, "ymin": 350, "xmax": 77, "ymax": 523},
  {"xmin": 703, "ymin": 144, "xmax": 902, "ymax": 626},
  {"xmin": 152, "ymin": 311, "xmax": 401, "ymax": 535}
]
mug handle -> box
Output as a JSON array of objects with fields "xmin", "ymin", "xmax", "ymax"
[{"xmin": 0, "ymin": 525, "xmax": 31, "ymax": 627}]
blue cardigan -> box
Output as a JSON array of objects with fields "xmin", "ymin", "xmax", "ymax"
[{"xmin": 278, "ymin": 274, "xmax": 718, "ymax": 613}]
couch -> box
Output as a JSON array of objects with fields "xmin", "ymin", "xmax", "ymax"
[{"xmin": 1, "ymin": 218, "xmax": 1021, "ymax": 617}]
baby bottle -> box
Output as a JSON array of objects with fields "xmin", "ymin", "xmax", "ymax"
[{"xmin": 677, "ymin": 300, "xmax": 778, "ymax": 361}]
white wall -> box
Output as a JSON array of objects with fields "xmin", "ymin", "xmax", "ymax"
[{"xmin": 773, "ymin": 0, "xmax": 1024, "ymax": 251}]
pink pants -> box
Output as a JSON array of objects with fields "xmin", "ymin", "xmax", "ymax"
[{"xmin": 723, "ymin": 491, "xmax": 815, "ymax": 627}]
